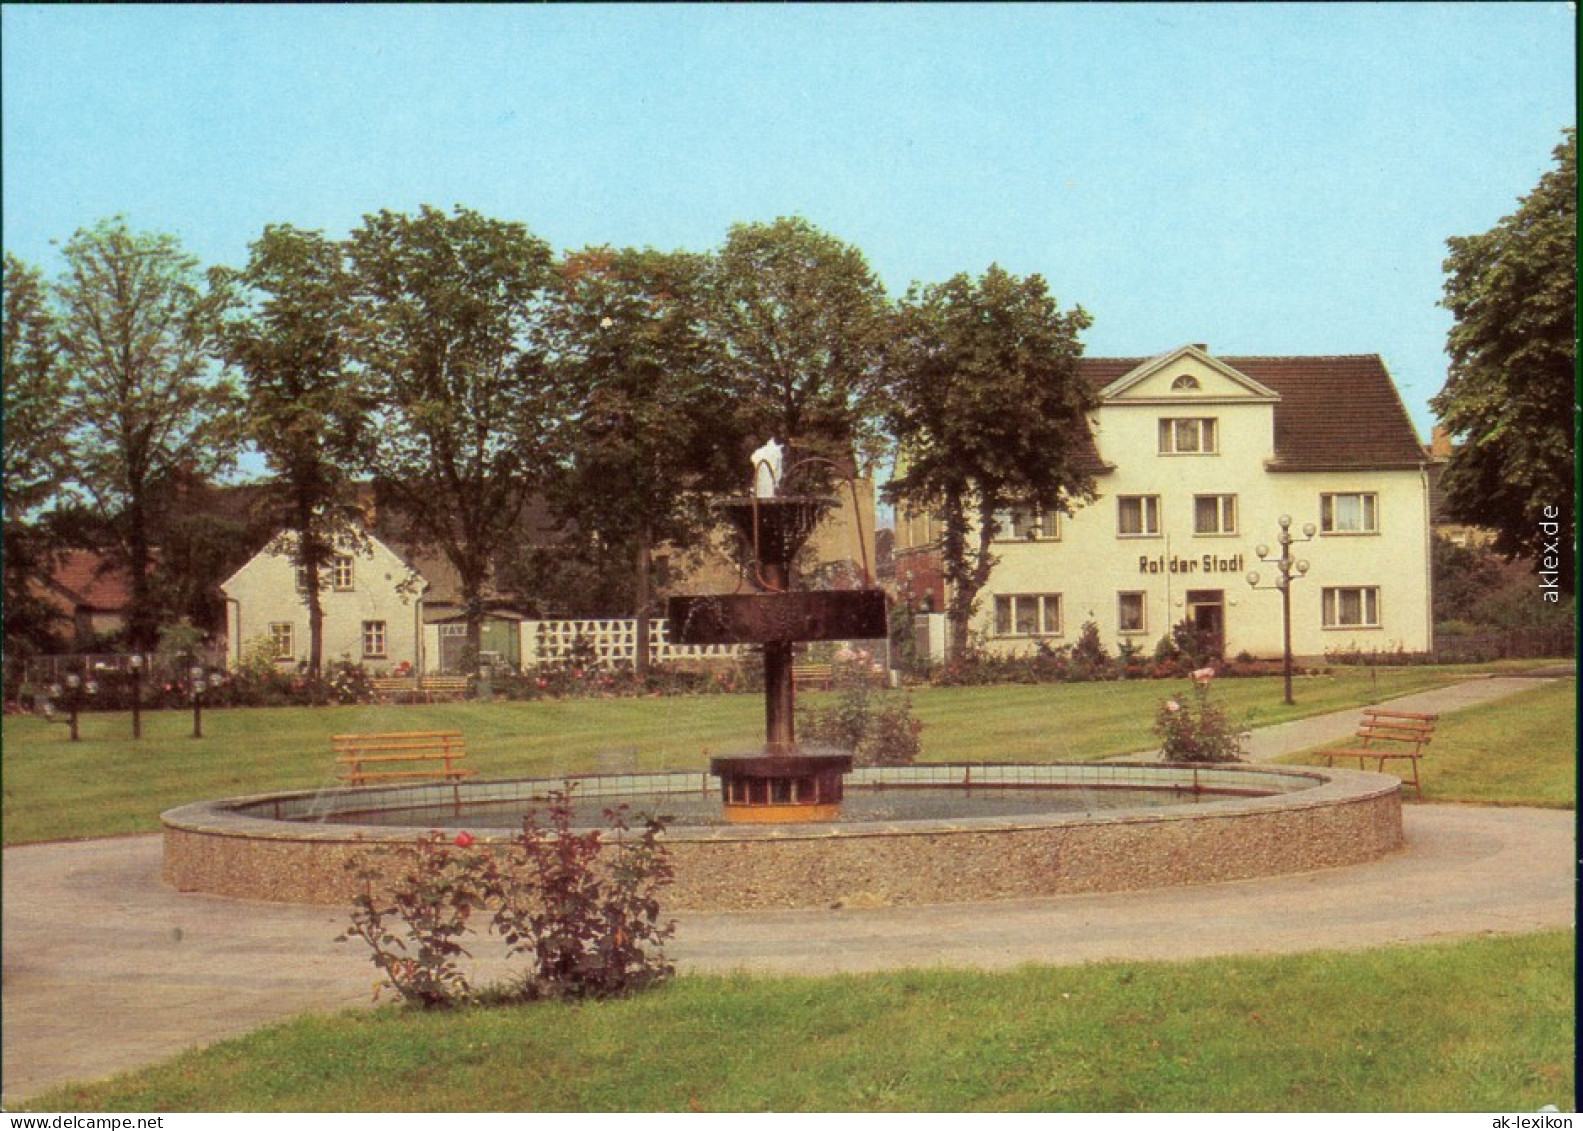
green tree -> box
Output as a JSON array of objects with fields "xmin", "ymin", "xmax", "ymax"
[
  {"xmin": 53, "ymin": 219, "xmax": 239, "ymax": 650},
  {"xmin": 214, "ymin": 225, "xmax": 370, "ymax": 676},
  {"xmin": 542, "ymin": 245, "xmax": 734, "ymax": 681},
  {"xmin": 344, "ymin": 206, "xmax": 557, "ymax": 666},
  {"xmin": 706, "ymin": 217, "xmax": 890, "ymax": 473},
  {"xmin": 883, "ymin": 265, "xmax": 1097, "ymax": 663},
  {"xmin": 1432, "ymin": 129, "xmax": 1576, "ymax": 593},
  {"xmin": 2, "ymin": 253, "xmax": 72, "ymax": 659}
]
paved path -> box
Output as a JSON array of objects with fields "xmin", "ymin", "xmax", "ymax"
[
  {"xmin": 3, "ymin": 671, "xmax": 1573, "ymax": 1107},
  {"xmin": 1112, "ymin": 673, "xmax": 1570, "ymax": 762}
]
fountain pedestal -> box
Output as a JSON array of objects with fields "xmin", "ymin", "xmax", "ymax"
[{"xmin": 668, "ymin": 494, "xmax": 887, "ymax": 823}]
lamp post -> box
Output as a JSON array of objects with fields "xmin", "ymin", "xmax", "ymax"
[
  {"xmin": 189, "ymin": 665, "xmax": 207, "ymax": 739},
  {"xmin": 1246, "ymin": 514, "xmax": 1316, "ymax": 706},
  {"xmin": 63, "ymin": 672, "xmax": 83, "ymax": 742},
  {"xmin": 129, "ymin": 654, "xmax": 144, "ymax": 740}
]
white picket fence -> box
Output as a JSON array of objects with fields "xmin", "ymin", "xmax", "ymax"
[{"xmin": 522, "ymin": 618, "xmax": 747, "ymax": 670}]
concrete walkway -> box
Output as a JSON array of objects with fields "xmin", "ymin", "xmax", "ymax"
[
  {"xmin": 3, "ymin": 671, "xmax": 1574, "ymax": 1107},
  {"xmin": 1112, "ymin": 672, "xmax": 1572, "ymax": 763}
]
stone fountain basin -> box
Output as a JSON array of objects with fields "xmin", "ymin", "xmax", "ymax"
[{"xmin": 161, "ymin": 762, "xmax": 1404, "ymax": 911}]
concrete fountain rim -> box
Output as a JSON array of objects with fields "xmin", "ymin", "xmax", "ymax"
[{"xmin": 160, "ymin": 761, "xmax": 1400, "ymax": 846}]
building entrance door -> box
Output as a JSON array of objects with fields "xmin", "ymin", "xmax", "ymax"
[{"xmin": 1185, "ymin": 589, "xmax": 1225, "ymax": 657}]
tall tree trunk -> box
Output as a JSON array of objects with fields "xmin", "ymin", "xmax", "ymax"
[
  {"xmin": 634, "ymin": 521, "xmax": 652, "ymax": 685},
  {"xmin": 126, "ymin": 494, "xmax": 159, "ymax": 653},
  {"xmin": 305, "ymin": 563, "xmax": 325, "ymax": 678}
]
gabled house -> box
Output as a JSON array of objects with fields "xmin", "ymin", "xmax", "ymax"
[
  {"xmin": 221, "ymin": 530, "xmax": 429, "ymax": 672},
  {"xmin": 894, "ymin": 344, "xmax": 1434, "ymax": 661},
  {"xmin": 30, "ymin": 551, "xmax": 136, "ymax": 649}
]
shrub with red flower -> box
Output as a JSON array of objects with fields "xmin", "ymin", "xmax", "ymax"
[{"xmin": 1155, "ymin": 674, "xmax": 1247, "ymax": 763}]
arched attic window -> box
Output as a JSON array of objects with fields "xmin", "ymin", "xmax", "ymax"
[{"xmin": 1171, "ymin": 375, "xmax": 1201, "ymax": 391}]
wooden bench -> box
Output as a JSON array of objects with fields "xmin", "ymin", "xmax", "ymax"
[
  {"xmin": 368, "ymin": 675, "xmax": 472, "ymax": 703},
  {"xmin": 1322, "ymin": 708, "xmax": 1437, "ymax": 797},
  {"xmin": 792, "ymin": 663, "xmax": 832, "ymax": 691},
  {"xmin": 419, "ymin": 675, "xmax": 471, "ymax": 701},
  {"xmin": 334, "ymin": 731, "xmax": 472, "ymax": 786}
]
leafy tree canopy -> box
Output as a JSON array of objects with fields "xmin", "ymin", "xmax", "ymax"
[
  {"xmin": 52, "ymin": 218, "xmax": 240, "ymax": 648},
  {"xmin": 706, "ymin": 216, "xmax": 891, "ymax": 474},
  {"xmin": 213, "ymin": 223, "xmax": 372, "ymax": 673},
  {"xmin": 344, "ymin": 205, "xmax": 558, "ymax": 655},
  {"xmin": 884, "ymin": 265, "xmax": 1096, "ymax": 660},
  {"xmin": 1432, "ymin": 129, "xmax": 1576, "ymax": 592}
]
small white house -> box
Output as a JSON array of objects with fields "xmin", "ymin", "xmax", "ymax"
[{"xmin": 221, "ymin": 530, "xmax": 429, "ymax": 672}]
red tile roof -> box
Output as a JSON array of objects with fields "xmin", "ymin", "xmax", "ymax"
[
  {"xmin": 44, "ymin": 551, "xmax": 134, "ymax": 610},
  {"xmin": 1078, "ymin": 353, "xmax": 1427, "ymax": 471}
]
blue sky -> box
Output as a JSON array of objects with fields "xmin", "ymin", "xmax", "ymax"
[{"xmin": 3, "ymin": 2, "xmax": 1575, "ymax": 444}]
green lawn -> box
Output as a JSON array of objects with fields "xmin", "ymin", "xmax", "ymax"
[
  {"xmin": 1294, "ymin": 678, "xmax": 1577, "ymax": 808},
  {"xmin": 2, "ymin": 666, "xmax": 1481, "ymax": 845},
  {"xmin": 23, "ymin": 931, "xmax": 1574, "ymax": 1113}
]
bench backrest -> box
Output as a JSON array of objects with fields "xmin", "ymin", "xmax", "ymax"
[
  {"xmin": 1355, "ymin": 709, "xmax": 1435, "ymax": 750},
  {"xmin": 332, "ymin": 731, "xmax": 466, "ymax": 757}
]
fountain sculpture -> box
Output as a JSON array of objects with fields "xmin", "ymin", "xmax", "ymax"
[{"xmin": 665, "ymin": 444, "xmax": 888, "ymax": 822}]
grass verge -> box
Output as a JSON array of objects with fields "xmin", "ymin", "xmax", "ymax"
[
  {"xmin": 1291, "ymin": 678, "xmax": 1576, "ymax": 807},
  {"xmin": 23, "ymin": 931, "xmax": 1574, "ymax": 1113}
]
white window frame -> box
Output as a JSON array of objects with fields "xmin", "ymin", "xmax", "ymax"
[
  {"xmin": 993, "ymin": 502, "xmax": 1061, "ymax": 542},
  {"xmin": 333, "ymin": 555, "xmax": 355, "ymax": 590},
  {"xmin": 1158, "ymin": 417, "xmax": 1219, "ymax": 455},
  {"xmin": 1320, "ymin": 493, "xmax": 1379, "ymax": 535},
  {"xmin": 1118, "ymin": 495, "xmax": 1161, "ymax": 537},
  {"xmin": 1322, "ymin": 587, "xmax": 1381, "ymax": 628},
  {"xmin": 994, "ymin": 593, "xmax": 1063, "ymax": 638},
  {"xmin": 1193, "ymin": 494, "xmax": 1238, "ymax": 536},
  {"xmin": 1117, "ymin": 591, "xmax": 1148, "ymax": 635},
  {"xmin": 362, "ymin": 620, "xmax": 388, "ymax": 658},
  {"xmin": 269, "ymin": 622, "xmax": 295, "ymax": 661}
]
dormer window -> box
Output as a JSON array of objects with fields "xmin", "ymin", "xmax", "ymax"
[
  {"xmin": 1159, "ymin": 417, "xmax": 1218, "ymax": 454},
  {"xmin": 1171, "ymin": 375, "xmax": 1201, "ymax": 391}
]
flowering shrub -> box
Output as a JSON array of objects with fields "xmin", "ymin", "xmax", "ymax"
[
  {"xmin": 494, "ymin": 792, "xmax": 675, "ymax": 1001},
  {"xmin": 339, "ymin": 784, "xmax": 675, "ymax": 1009},
  {"xmin": 1154, "ymin": 668, "xmax": 1248, "ymax": 763},
  {"xmin": 798, "ymin": 651, "xmax": 923, "ymax": 767},
  {"xmin": 340, "ymin": 831, "xmax": 505, "ymax": 1008}
]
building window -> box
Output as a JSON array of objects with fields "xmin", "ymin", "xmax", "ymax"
[
  {"xmin": 1193, "ymin": 494, "xmax": 1238, "ymax": 535},
  {"xmin": 1322, "ymin": 587, "xmax": 1381, "ymax": 628},
  {"xmin": 1118, "ymin": 592, "xmax": 1147, "ymax": 634},
  {"xmin": 1118, "ymin": 495, "xmax": 1161, "ymax": 537},
  {"xmin": 994, "ymin": 593, "xmax": 1062, "ymax": 637},
  {"xmin": 1158, "ymin": 417, "xmax": 1218, "ymax": 454},
  {"xmin": 362, "ymin": 620, "xmax": 388, "ymax": 658},
  {"xmin": 269, "ymin": 622, "xmax": 295, "ymax": 660},
  {"xmin": 295, "ymin": 555, "xmax": 356, "ymax": 591},
  {"xmin": 994, "ymin": 502, "xmax": 1060, "ymax": 541},
  {"xmin": 1320, "ymin": 493, "xmax": 1378, "ymax": 534},
  {"xmin": 1171, "ymin": 375, "xmax": 1201, "ymax": 391}
]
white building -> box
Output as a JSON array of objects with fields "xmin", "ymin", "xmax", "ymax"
[
  {"xmin": 896, "ymin": 345, "xmax": 1435, "ymax": 662},
  {"xmin": 221, "ymin": 530, "xmax": 429, "ymax": 671}
]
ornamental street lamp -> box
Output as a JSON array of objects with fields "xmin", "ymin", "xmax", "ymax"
[
  {"xmin": 190, "ymin": 665, "xmax": 207, "ymax": 739},
  {"xmin": 129, "ymin": 654, "xmax": 144, "ymax": 740},
  {"xmin": 1246, "ymin": 514, "xmax": 1316, "ymax": 705},
  {"xmin": 63, "ymin": 672, "xmax": 83, "ymax": 742}
]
